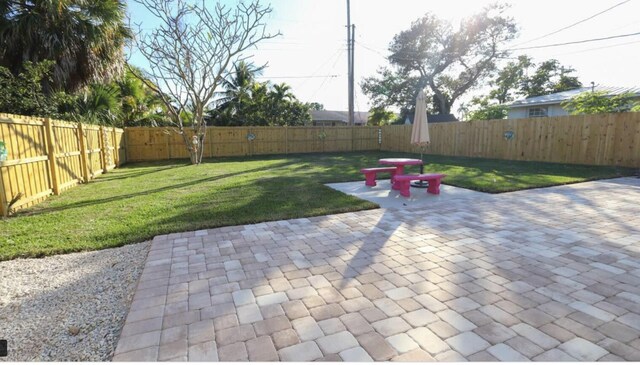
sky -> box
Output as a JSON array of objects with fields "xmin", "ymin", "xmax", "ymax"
[{"xmin": 127, "ymin": 0, "xmax": 640, "ymax": 115}]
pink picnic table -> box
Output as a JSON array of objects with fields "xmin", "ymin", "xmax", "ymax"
[{"xmin": 378, "ymin": 158, "xmax": 423, "ymax": 190}]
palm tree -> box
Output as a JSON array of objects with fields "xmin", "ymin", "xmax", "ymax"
[
  {"xmin": 118, "ymin": 69, "xmax": 168, "ymax": 126},
  {"xmin": 72, "ymin": 84, "xmax": 122, "ymax": 125},
  {"xmin": 271, "ymin": 83, "xmax": 295, "ymax": 101},
  {"xmin": 0, "ymin": 0, "xmax": 131, "ymax": 92},
  {"xmin": 210, "ymin": 61, "xmax": 263, "ymax": 125}
]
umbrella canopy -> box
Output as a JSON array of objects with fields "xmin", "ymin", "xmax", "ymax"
[{"xmin": 411, "ymin": 90, "xmax": 430, "ymax": 147}]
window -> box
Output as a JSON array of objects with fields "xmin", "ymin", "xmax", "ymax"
[{"xmin": 528, "ymin": 107, "xmax": 548, "ymax": 118}]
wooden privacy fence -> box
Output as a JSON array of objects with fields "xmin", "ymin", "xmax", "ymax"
[
  {"xmin": 0, "ymin": 113, "xmax": 126, "ymax": 216},
  {"xmin": 125, "ymin": 126, "xmax": 382, "ymax": 161},
  {"xmin": 381, "ymin": 113, "xmax": 640, "ymax": 168},
  {"xmin": 125, "ymin": 113, "xmax": 640, "ymax": 168}
]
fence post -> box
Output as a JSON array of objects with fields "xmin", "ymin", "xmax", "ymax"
[
  {"xmin": 112, "ymin": 128, "xmax": 120, "ymax": 167},
  {"xmin": 123, "ymin": 128, "xmax": 129, "ymax": 164},
  {"xmin": 285, "ymin": 125, "xmax": 288, "ymax": 155},
  {"xmin": 43, "ymin": 118, "xmax": 61, "ymax": 195},
  {"xmin": 351, "ymin": 126, "xmax": 354, "ymax": 152},
  {"xmin": 165, "ymin": 130, "xmax": 171, "ymax": 160},
  {"xmin": 77, "ymin": 123, "xmax": 90, "ymax": 183},
  {"xmin": 0, "ymin": 166, "xmax": 7, "ymax": 217},
  {"xmin": 99, "ymin": 126, "xmax": 108, "ymax": 173}
]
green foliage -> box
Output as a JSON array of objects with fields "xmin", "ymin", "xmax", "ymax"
[
  {"xmin": 208, "ymin": 62, "xmax": 311, "ymax": 126},
  {"xmin": 0, "ymin": 61, "xmax": 72, "ymax": 118},
  {"xmin": 0, "ymin": 59, "xmax": 169, "ymax": 126},
  {"xmin": 63, "ymin": 67, "xmax": 169, "ymax": 127},
  {"xmin": 362, "ymin": 3, "xmax": 517, "ymax": 116},
  {"xmin": 522, "ymin": 59, "xmax": 582, "ymax": 98},
  {"xmin": 305, "ymin": 102, "xmax": 324, "ymax": 111},
  {"xmin": 367, "ymin": 107, "xmax": 396, "ymax": 126},
  {"xmin": 71, "ymin": 84, "xmax": 122, "ymax": 125},
  {"xmin": 561, "ymin": 91, "xmax": 639, "ymax": 115},
  {"xmin": 489, "ymin": 55, "xmax": 533, "ymax": 104},
  {"xmin": 117, "ymin": 69, "xmax": 169, "ymax": 127},
  {"xmin": 361, "ymin": 68, "xmax": 423, "ymax": 120},
  {"xmin": 465, "ymin": 57, "xmax": 582, "ymax": 120},
  {"xmin": 0, "ymin": 0, "xmax": 131, "ymax": 92},
  {"xmin": 465, "ymin": 97, "xmax": 508, "ymax": 121}
]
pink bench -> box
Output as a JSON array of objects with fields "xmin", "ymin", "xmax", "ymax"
[
  {"xmin": 360, "ymin": 167, "xmax": 397, "ymax": 187},
  {"xmin": 394, "ymin": 173, "xmax": 446, "ymax": 197}
]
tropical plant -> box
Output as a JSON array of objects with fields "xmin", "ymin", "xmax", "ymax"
[
  {"xmin": 70, "ymin": 84, "xmax": 122, "ymax": 125},
  {"xmin": 0, "ymin": 0, "xmax": 131, "ymax": 92},
  {"xmin": 208, "ymin": 62, "xmax": 311, "ymax": 126},
  {"xmin": 117, "ymin": 69, "xmax": 168, "ymax": 126}
]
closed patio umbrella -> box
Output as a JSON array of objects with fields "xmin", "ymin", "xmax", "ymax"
[{"xmin": 410, "ymin": 90, "xmax": 430, "ymax": 187}]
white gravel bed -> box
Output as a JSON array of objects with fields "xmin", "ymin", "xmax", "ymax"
[{"xmin": 0, "ymin": 242, "xmax": 151, "ymax": 361}]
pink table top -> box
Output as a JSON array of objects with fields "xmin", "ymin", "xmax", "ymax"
[{"xmin": 378, "ymin": 158, "xmax": 423, "ymax": 166}]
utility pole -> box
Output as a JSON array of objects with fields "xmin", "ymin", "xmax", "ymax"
[
  {"xmin": 346, "ymin": 0, "xmax": 354, "ymax": 125},
  {"xmin": 350, "ymin": 24, "xmax": 355, "ymax": 126}
]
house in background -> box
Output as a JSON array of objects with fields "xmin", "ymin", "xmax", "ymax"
[
  {"xmin": 507, "ymin": 85, "xmax": 640, "ymax": 119},
  {"xmin": 310, "ymin": 110, "xmax": 369, "ymax": 126}
]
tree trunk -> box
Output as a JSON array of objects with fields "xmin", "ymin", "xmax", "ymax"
[
  {"xmin": 180, "ymin": 132, "xmax": 199, "ymax": 165},
  {"xmin": 427, "ymin": 78, "xmax": 451, "ymax": 115}
]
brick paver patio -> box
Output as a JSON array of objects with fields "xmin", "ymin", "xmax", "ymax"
[{"xmin": 114, "ymin": 177, "xmax": 640, "ymax": 361}]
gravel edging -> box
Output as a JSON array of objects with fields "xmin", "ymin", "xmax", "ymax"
[{"xmin": 0, "ymin": 241, "xmax": 151, "ymax": 361}]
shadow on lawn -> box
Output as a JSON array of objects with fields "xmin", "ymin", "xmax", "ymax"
[
  {"xmin": 15, "ymin": 161, "xmax": 294, "ymax": 216},
  {"xmin": 92, "ymin": 164, "xmax": 184, "ymax": 183}
]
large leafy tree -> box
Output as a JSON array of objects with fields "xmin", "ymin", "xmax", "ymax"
[
  {"xmin": 561, "ymin": 91, "xmax": 639, "ymax": 115},
  {"xmin": 362, "ymin": 3, "xmax": 517, "ymax": 117},
  {"xmin": 465, "ymin": 56, "xmax": 582, "ymax": 120},
  {"xmin": 521, "ymin": 59, "xmax": 582, "ymax": 98},
  {"xmin": 0, "ymin": 0, "xmax": 131, "ymax": 92},
  {"xmin": 488, "ymin": 55, "xmax": 533, "ymax": 104}
]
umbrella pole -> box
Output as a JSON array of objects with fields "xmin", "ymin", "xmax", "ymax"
[{"xmin": 411, "ymin": 149, "xmax": 429, "ymax": 188}]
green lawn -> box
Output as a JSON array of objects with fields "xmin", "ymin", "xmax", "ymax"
[{"xmin": 0, "ymin": 151, "xmax": 634, "ymax": 260}]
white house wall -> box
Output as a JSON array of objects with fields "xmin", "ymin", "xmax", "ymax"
[{"xmin": 507, "ymin": 104, "xmax": 569, "ymax": 119}]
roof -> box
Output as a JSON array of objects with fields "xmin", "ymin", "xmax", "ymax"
[
  {"xmin": 310, "ymin": 110, "xmax": 369, "ymax": 125},
  {"xmin": 508, "ymin": 85, "xmax": 640, "ymax": 108}
]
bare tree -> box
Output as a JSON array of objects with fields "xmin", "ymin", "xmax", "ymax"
[{"xmin": 129, "ymin": 0, "xmax": 277, "ymax": 164}]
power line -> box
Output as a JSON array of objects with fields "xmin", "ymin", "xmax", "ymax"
[
  {"xmin": 511, "ymin": 0, "xmax": 632, "ymax": 47},
  {"xmin": 507, "ymin": 31, "xmax": 640, "ymax": 51},
  {"xmin": 297, "ymin": 47, "xmax": 345, "ymax": 89},
  {"xmin": 548, "ymin": 39, "xmax": 640, "ymax": 57},
  {"xmin": 310, "ymin": 50, "xmax": 345, "ymax": 100},
  {"xmin": 256, "ymin": 75, "xmax": 340, "ymax": 79},
  {"xmin": 356, "ymin": 41, "xmax": 388, "ymax": 59}
]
